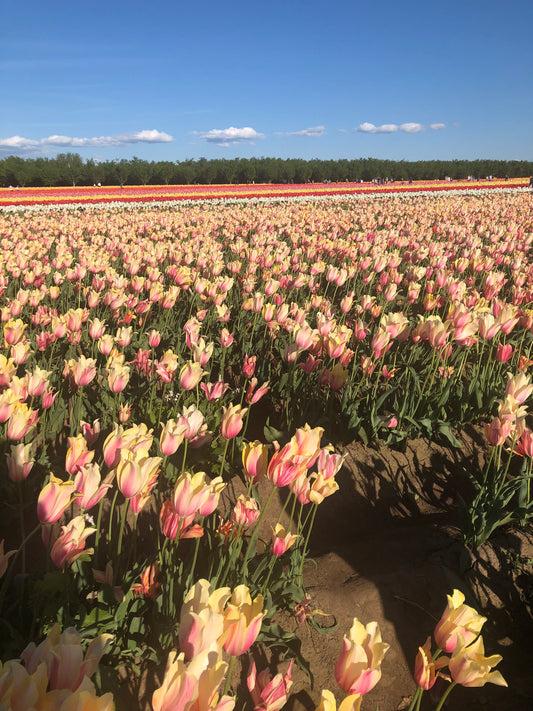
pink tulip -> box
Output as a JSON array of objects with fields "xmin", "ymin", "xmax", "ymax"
[
  {"xmin": 80, "ymin": 419, "xmax": 101, "ymax": 447},
  {"xmin": 271, "ymin": 524, "xmax": 299, "ymax": 557},
  {"xmin": 247, "ymin": 659, "xmax": 294, "ymax": 711},
  {"xmin": 11, "ymin": 340, "xmax": 32, "ymax": 365},
  {"xmin": 434, "ymin": 589, "xmax": 486, "ymax": 654},
  {"xmin": 515, "ymin": 427, "xmax": 533, "ymax": 457},
  {"xmin": 220, "ymin": 328, "xmax": 234, "ymax": 347},
  {"xmin": 159, "ymin": 419, "xmax": 187, "ymax": 456},
  {"xmin": 88, "ymin": 318, "xmax": 106, "ymax": 339},
  {"xmin": 65, "ymin": 355, "xmax": 97, "ymax": 388},
  {"xmin": 335, "ymin": 618, "xmax": 390, "ymax": 696},
  {"xmin": 179, "ymin": 361, "xmax": 205, "ymax": 390},
  {"xmin": 414, "ymin": 637, "xmax": 448, "ymax": 691},
  {"xmin": 42, "ymin": 388, "xmax": 58, "ymax": 409},
  {"xmin": 6, "ymin": 402, "xmax": 39, "ymax": 441},
  {"xmin": 496, "ymin": 343, "xmax": 514, "ymax": 363},
  {"xmin": 200, "ymin": 379, "xmax": 229, "ymax": 401},
  {"xmin": 449, "ymin": 635, "xmax": 507, "ymax": 688},
  {"xmin": 3, "ymin": 318, "xmax": 27, "ymax": 346},
  {"xmin": 316, "ymin": 448, "xmax": 345, "ymax": 480},
  {"xmin": 6, "ymin": 442, "xmax": 34, "ymax": 482},
  {"xmin": 505, "ymin": 372, "xmax": 533, "ymax": 405},
  {"xmin": 243, "ymin": 354, "xmax": 257, "ymax": 378},
  {"xmin": 65, "ymin": 434, "xmax": 94, "ymax": 476},
  {"xmin": 170, "ymin": 471, "xmax": 223, "ymax": 518},
  {"xmin": 176, "ymin": 405, "xmax": 205, "ymax": 440},
  {"xmin": 107, "ymin": 362, "xmax": 130, "ymax": 393},
  {"xmin": 246, "ymin": 378, "xmax": 270, "ymax": 405},
  {"xmin": 65, "ymin": 308, "xmax": 86, "ymax": 333},
  {"xmin": 50, "ymin": 515, "xmax": 96, "ymax": 568},
  {"xmin": 21, "ymin": 623, "xmax": 112, "ymax": 691},
  {"xmin": 26, "ymin": 366, "xmax": 50, "ymax": 398},
  {"xmin": 242, "ymin": 440, "xmax": 269, "ymax": 483},
  {"xmin": 102, "ymin": 424, "xmax": 124, "ymax": 467},
  {"xmin": 151, "ymin": 651, "xmax": 197, "ymax": 711},
  {"xmin": 267, "ymin": 442, "xmax": 306, "ymax": 489},
  {"xmin": 98, "ymin": 334, "xmax": 114, "ymax": 356},
  {"xmin": 148, "ymin": 329, "xmax": 161, "ymax": 348},
  {"xmin": 160, "ymin": 502, "xmax": 203, "ymax": 541},
  {"xmin": 192, "ymin": 338, "xmax": 214, "ymax": 366},
  {"xmin": 74, "ymin": 463, "xmax": 113, "ymax": 510},
  {"xmin": 115, "ymin": 449, "xmax": 161, "ymax": 499},
  {"xmin": 232, "ymin": 495, "xmax": 260, "ymax": 528},
  {"xmin": 37, "ymin": 474, "xmax": 76, "ymax": 524},
  {"xmin": 0, "ymin": 354, "xmax": 17, "ymax": 388},
  {"xmin": 115, "ymin": 326, "xmax": 132, "ymax": 347},
  {"xmin": 220, "ymin": 404, "xmax": 247, "ymax": 439},
  {"xmin": 222, "ymin": 585, "xmax": 265, "ymax": 656},
  {"xmin": 178, "ymin": 579, "xmax": 230, "ymax": 660}
]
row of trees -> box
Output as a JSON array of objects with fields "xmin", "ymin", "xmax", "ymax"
[{"xmin": 1, "ymin": 153, "xmax": 531, "ymax": 187}]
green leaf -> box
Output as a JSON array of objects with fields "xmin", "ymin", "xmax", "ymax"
[
  {"xmin": 257, "ymin": 622, "xmax": 313, "ymax": 684},
  {"xmin": 437, "ymin": 422, "xmax": 463, "ymax": 449},
  {"xmin": 264, "ymin": 419, "xmax": 284, "ymax": 443}
]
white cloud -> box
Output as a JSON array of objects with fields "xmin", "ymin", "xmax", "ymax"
[
  {"xmin": 357, "ymin": 123, "xmax": 398, "ymax": 134},
  {"xmin": 357, "ymin": 122, "xmax": 446, "ymax": 134},
  {"xmin": 197, "ymin": 126, "xmax": 265, "ymax": 146},
  {"xmin": 277, "ymin": 125, "xmax": 325, "ymax": 137},
  {"xmin": 0, "ymin": 135, "xmax": 40, "ymax": 149},
  {"xmin": 0, "ymin": 130, "xmax": 174, "ymax": 152},
  {"xmin": 400, "ymin": 122, "xmax": 424, "ymax": 133}
]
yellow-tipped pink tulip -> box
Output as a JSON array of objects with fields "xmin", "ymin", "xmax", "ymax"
[
  {"xmin": 178, "ymin": 579, "xmax": 231, "ymax": 660},
  {"xmin": 65, "ymin": 434, "xmax": 94, "ymax": 476},
  {"xmin": 335, "ymin": 618, "xmax": 389, "ymax": 696},
  {"xmin": 221, "ymin": 585, "xmax": 265, "ymax": 656},
  {"xmin": 315, "ymin": 689, "xmax": 362, "ymax": 711},
  {"xmin": 449, "ymin": 635, "xmax": 507, "ymax": 688},
  {"xmin": 220, "ymin": 404, "xmax": 247, "ymax": 439},
  {"xmin": 37, "ymin": 474, "xmax": 76, "ymax": 524},
  {"xmin": 433, "ymin": 589, "xmax": 486, "ymax": 654},
  {"xmin": 50, "ymin": 516, "xmax": 96, "ymax": 568},
  {"xmin": 242, "ymin": 440, "xmax": 269, "ymax": 483}
]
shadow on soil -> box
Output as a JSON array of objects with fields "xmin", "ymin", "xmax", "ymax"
[{"xmin": 297, "ymin": 425, "xmax": 533, "ymax": 710}]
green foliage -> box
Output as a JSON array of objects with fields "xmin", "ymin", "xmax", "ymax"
[{"xmin": 1, "ymin": 154, "xmax": 532, "ymax": 187}]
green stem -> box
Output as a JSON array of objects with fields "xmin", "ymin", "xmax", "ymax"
[
  {"xmin": 181, "ymin": 440, "xmax": 189, "ymax": 473},
  {"xmin": 17, "ymin": 482, "xmax": 26, "ymax": 575},
  {"xmin": 107, "ymin": 488, "xmax": 119, "ymax": 548},
  {"xmin": 94, "ymin": 497, "xmax": 105, "ymax": 564},
  {"xmin": 223, "ymin": 655, "xmax": 236, "ymax": 696},
  {"xmin": 219, "ymin": 437, "xmax": 230, "ymax": 479},
  {"xmin": 116, "ymin": 499, "xmax": 130, "ymax": 564},
  {"xmin": 0, "ymin": 523, "xmax": 41, "ymax": 613},
  {"xmin": 186, "ymin": 518, "xmax": 204, "ymax": 589},
  {"xmin": 240, "ymin": 486, "xmax": 276, "ymax": 577},
  {"xmin": 297, "ymin": 503, "xmax": 318, "ymax": 585},
  {"xmin": 434, "ymin": 681, "xmax": 457, "ymax": 711},
  {"xmin": 406, "ymin": 687, "xmax": 423, "ymax": 711}
]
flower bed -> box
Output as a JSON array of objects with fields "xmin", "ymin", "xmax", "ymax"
[{"xmin": 0, "ymin": 190, "xmax": 532, "ymax": 710}]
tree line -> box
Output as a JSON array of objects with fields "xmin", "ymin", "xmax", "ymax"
[{"xmin": 1, "ymin": 153, "xmax": 531, "ymax": 187}]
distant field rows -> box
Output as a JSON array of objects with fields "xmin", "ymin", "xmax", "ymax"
[{"xmin": 0, "ymin": 177, "xmax": 528, "ymax": 206}]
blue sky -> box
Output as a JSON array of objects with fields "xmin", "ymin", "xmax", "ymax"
[{"xmin": 1, "ymin": 0, "xmax": 532, "ymax": 163}]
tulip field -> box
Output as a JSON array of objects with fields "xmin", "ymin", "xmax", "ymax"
[
  {"xmin": 0, "ymin": 176, "xmax": 528, "ymax": 208},
  {"xmin": 0, "ymin": 183, "xmax": 532, "ymax": 710}
]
